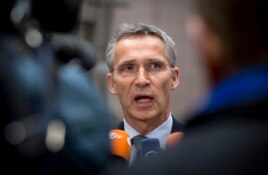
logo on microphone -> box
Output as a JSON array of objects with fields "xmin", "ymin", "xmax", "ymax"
[
  {"xmin": 109, "ymin": 132, "xmax": 122, "ymax": 139},
  {"xmin": 145, "ymin": 150, "xmax": 158, "ymax": 159},
  {"xmin": 109, "ymin": 132, "xmax": 131, "ymax": 146}
]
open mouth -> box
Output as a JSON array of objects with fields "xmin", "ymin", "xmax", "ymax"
[{"xmin": 135, "ymin": 95, "xmax": 153, "ymax": 103}]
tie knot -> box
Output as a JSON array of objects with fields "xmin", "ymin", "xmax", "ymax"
[{"xmin": 131, "ymin": 135, "xmax": 147, "ymax": 153}]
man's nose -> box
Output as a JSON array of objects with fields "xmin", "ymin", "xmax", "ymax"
[{"xmin": 135, "ymin": 67, "xmax": 149, "ymax": 86}]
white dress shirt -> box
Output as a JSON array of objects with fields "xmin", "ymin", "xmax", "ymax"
[{"xmin": 124, "ymin": 113, "xmax": 173, "ymax": 165}]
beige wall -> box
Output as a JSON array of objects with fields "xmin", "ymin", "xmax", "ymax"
[{"xmin": 80, "ymin": 0, "xmax": 208, "ymax": 122}]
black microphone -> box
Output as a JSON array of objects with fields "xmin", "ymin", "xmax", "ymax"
[
  {"xmin": 141, "ymin": 138, "xmax": 161, "ymax": 160},
  {"xmin": 51, "ymin": 35, "xmax": 96, "ymax": 70}
]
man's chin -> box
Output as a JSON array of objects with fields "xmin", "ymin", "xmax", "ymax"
[{"xmin": 132, "ymin": 111, "xmax": 158, "ymax": 121}]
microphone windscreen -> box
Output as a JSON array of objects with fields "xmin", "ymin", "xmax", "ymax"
[
  {"xmin": 109, "ymin": 129, "xmax": 131, "ymax": 161},
  {"xmin": 141, "ymin": 138, "xmax": 161, "ymax": 160},
  {"xmin": 166, "ymin": 132, "xmax": 184, "ymax": 148}
]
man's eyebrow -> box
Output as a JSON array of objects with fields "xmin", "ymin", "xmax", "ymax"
[
  {"xmin": 117, "ymin": 58, "xmax": 166, "ymax": 66},
  {"xmin": 147, "ymin": 58, "xmax": 164, "ymax": 62},
  {"xmin": 118, "ymin": 59, "xmax": 136, "ymax": 66},
  {"xmin": 146, "ymin": 58, "xmax": 168, "ymax": 65}
]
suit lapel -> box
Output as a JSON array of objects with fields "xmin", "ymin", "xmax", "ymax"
[
  {"xmin": 118, "ymin": 121, "xmax": 124, "ymax": 130},
  {"xmin": 171, "ymin": 116, "xmax": 185, "ymax": 133}
]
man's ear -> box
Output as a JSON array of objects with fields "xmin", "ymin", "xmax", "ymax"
[
  {"xmin": 185, "ymin": 15, "xmax": 222, "ymax": 65},
  {"xmin": 171, "ymin": 67, "xmax": 179, "ymax": 90},
  {"xmin": 106, "ymin": 73, "xmax": 117, "ymax": 95}
]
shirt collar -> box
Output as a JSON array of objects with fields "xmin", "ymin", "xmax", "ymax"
[{"xmin": 124, "ymin": 113, "xmax": 173, "ymax": 148}]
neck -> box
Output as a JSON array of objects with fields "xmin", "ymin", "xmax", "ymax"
[{"xmin": 125, "ymin": 113, "xmax": 170, "ymax": 135}]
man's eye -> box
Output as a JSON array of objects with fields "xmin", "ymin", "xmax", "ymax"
[
  {"xmin": 121, "ymin": 64, "xmax": 135, "ymax": 72},
  {"xmin": 148, "ymin": 62, "xmax": 163, "ymax": 70}
]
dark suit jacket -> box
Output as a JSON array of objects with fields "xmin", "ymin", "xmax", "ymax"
[{"xmin": 116, "ymin": 116, "xmax": 185, "ymax": 133}]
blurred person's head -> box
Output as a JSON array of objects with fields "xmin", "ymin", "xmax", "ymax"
[
  {"xmin": 186, "ymin": 0, "xmax": 268, "ymax": 85},
  {"xmin": 0, "ymin": 0, "xmax": 81, "ymax": 34},
  {"xmin": 106, "ymin": 23, "xmax": 179, "ymax": 134}
]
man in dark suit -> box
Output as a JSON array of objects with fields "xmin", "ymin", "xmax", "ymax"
[
  {"xmin": 105, "ymin": 23, "xmax": 184, "ymax": 164},
  {"xmin": 110, "ymin": 0, "xmax": 268, "ymax": 174}
]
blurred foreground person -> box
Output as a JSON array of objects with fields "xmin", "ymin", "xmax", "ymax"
[
  {"xmin": 0, "ymin": 0, "xmax": 112, "ymax": 174},
  {"xmin": 112, "ymin": 0, "xmax": 268, "ymax": 174}
]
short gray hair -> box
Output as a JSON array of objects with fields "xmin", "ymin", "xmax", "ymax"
[{"xmin": 106, "ymin": 23, "xmax": 177, "ymax": 72}]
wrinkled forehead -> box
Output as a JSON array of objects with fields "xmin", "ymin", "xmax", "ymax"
[
  {"xmin": 115, "ymin": 36, "xmax": 167, "ymax": 60},
  {"xmin": 117, "ymin": 32, "xmax": 164, "ymax": 43}
]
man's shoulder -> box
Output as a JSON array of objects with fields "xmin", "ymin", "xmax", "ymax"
[
  {"xmin": 113, "ymin": 121, "xmax": 124, "ymax": 130},
  {"xmin": 171, "ymin": 116, "xmax": 185, "ymax": 132}
]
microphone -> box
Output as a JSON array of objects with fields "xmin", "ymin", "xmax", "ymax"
[
  {"xmin": 141, "ymin": 138, "xmax": 161, "ymax": 160},
  {"xmin": 109, "ymin": 129, "xmax": 131, "ymax": 162},
  {"xmin": 166, "ymin": 132, "xmax": 184, "ymax": 148},
  {"xmin": 51, "ymin": 35, "xmax": 96, "ymax": 70}
]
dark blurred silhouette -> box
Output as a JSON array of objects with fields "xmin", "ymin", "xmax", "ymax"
[
  {"xmin": 109, "ymin": 0, "xmax": 268, "ymax": 174},
  {"xmin": 0, "ymin": 0, "xmax": 112, "ymax": 174}
]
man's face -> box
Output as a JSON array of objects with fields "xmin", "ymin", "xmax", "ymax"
[{"xmin": 107, "ymin": 35, "xmax": 179, "ymax": 126}]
